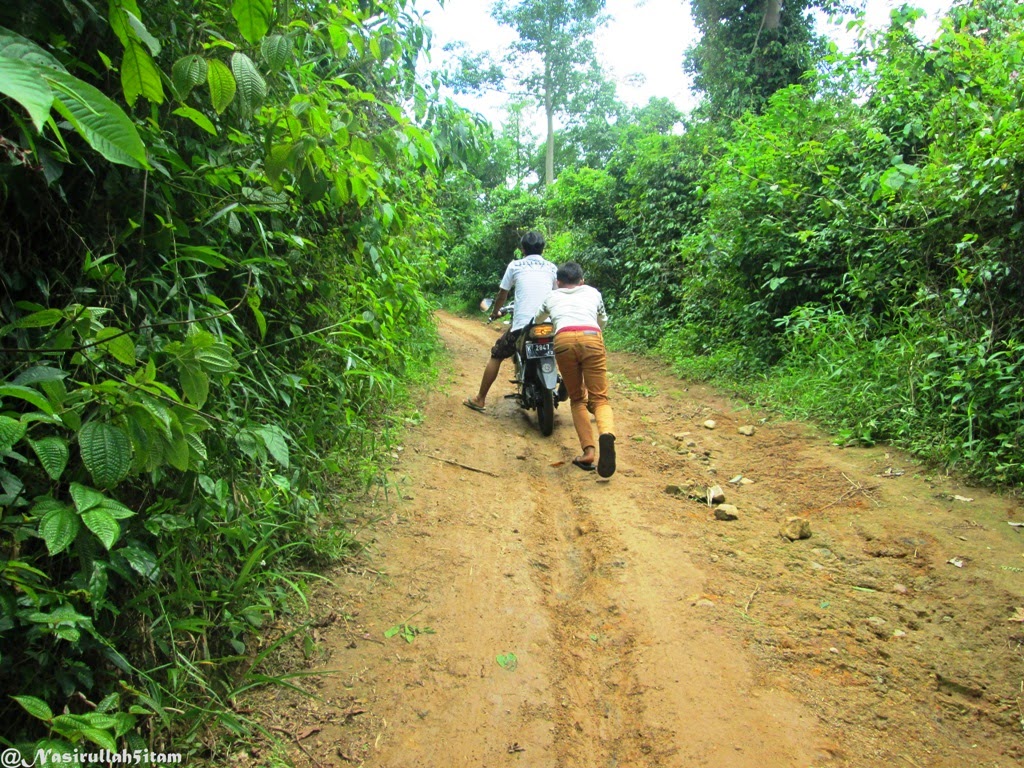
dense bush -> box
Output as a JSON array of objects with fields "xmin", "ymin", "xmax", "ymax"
[
  {"xmin": 702, "ymin": 0, "xmax": 1024, "ymax": 483},
  {"xmin": 0, "ymin": 0, "xmax": 465, "ymax": 757},
  {"xmin": 444, "ymin": 186, "xmax": 546, "ymax": 305}
]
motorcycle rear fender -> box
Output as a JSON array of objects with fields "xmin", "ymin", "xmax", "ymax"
[{"xmin": 535, "ymin": 358, "xmax": 559, "ymax": 391}]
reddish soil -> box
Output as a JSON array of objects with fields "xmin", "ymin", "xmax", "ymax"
[{"xmin": 243, "ymin": 311, "xmax": 1024, "ymax": 768}]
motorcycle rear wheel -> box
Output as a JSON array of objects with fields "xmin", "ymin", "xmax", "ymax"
[{"xmin": 536, "ymin": 386, "xmax": 554, "ymax": 436}]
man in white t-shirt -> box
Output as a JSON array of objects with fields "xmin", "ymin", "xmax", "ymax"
[
  {"xmin": 464, "ymin": 231, "xmax": 557, "ymax": 413},
  {"xmin": 534, "ymin": 261, "xmax": 616, "ymax": 477}
]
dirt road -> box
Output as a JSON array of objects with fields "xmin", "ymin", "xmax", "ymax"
[{"xmin": 253, "ymin": 312, "xmax": 1023, "ymax": 768}]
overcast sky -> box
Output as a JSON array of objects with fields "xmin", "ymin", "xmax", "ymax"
[{"xmin": 419, "ymin": 0, "xmax": 955, "ymax": 127}]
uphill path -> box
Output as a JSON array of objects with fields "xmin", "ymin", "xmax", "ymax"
[{"xmin": 244, "ymin": 310, "xmax": 1024, "ymax": 768}]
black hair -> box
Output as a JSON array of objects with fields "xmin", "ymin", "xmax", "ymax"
[
  {"xmin": 556, "ymin": 262, "xmax": 584, "ymax": 285},
  {"xmin": 520, "ymin": 231, "xmax": 546, "ymax": 255}
]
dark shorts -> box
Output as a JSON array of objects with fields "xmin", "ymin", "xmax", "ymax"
[{"xmin": 490, "ymin": 327, "xmax": 522, "ymax": 360}]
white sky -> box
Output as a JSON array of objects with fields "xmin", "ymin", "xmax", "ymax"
[{"xmin": 419, "ymin": 0, "xmax": 954, "ymax": 128}]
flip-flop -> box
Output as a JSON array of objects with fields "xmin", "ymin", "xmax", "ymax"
[
  {"xmin": 463, "ymin": 399, "xmax": 486, "ymax": 413},
  {"xmin": 572, "ymin": 457, "xmax": 596, "ymax": 472},
  {"xmin": 597, "ymin": 433, "xmax": 616, "ymax": 478}
]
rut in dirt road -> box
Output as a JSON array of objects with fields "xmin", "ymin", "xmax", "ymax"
[
  {"xmin": 529, "ymin": 475, "xmax": 657, "ymax": 767},
  {"xmin": 258, "ymin": 311, "xmax": 1024, "ymax": 768}
]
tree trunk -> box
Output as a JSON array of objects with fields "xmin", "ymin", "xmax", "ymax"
[
  {"xmin": 544, "ymin": 62, "xmax": 554, "ymax": 186},
  {"xmin": 752, "ymin": 0, "xmax": 782, "ymax": 54}
]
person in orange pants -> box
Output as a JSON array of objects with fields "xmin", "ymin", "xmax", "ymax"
[{"xmin": 534, "ymin": 262, "xmax": 616, "ymax": 477}]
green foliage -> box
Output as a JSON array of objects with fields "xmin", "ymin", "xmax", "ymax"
[
  {"xmin": 657, "ymin": 0, "xmax": 1024, "ymax": 484},
  {"xmin": 685, "ymin": 0, "xmax": 838, "ymax": 118},
  {"xmin": 760, "ymin": 300, "xmax": 1023, "ymax": 482},
  {"xmin": 0, "ymin": 0, "xmax": 477, "ymax": 758},
  {"xmin": 0, "ymin": 25, "xmax": 149, "ymax": 167},
  {"xmin": 444, "ymin": 187, "xmax": 547, "ymax": 304}
]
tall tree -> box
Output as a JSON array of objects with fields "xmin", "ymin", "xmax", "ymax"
[
  {"xmin": 492, "ymin": 0, "xmax": 606, "ymax": 185},
  {"xmin": 685, "ymin": 0, "xmax": 847, "ymax": 117}
]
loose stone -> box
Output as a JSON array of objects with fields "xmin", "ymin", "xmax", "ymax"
[
  {"xmin": 780, "ymin": 516, "xmax": 812, "ymax": 541},
  {"xmin": 714, "ymin": 504, "xmax": 739, "ymax": 521}
]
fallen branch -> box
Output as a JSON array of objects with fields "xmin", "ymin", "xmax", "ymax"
[
  {"xmin": 811, "ymin": 474, "xmax": 879, "ymax": 514},
  {"xmin": 428, "ymin": 455, "xmax": 500, "ymax": 478},
  {"xmin": 743, "ymin": 584, "xmax": 761, "ymax": 615},
  {"xmin": 270, "ymin": 725, "xmax": 325, "ymax": 768}
]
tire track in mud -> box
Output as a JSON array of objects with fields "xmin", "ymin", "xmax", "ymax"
[{"xmin": 523, "ymin": 473, "xmax": 657, "ymax": 767}]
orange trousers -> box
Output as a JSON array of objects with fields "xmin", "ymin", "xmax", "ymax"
[{"xmin": 553, "ymin": 330, "xmax": 615, "ymax": 450}]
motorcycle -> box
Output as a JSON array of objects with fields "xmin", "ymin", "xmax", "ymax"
[{"xmin": 483, "ymin": 300, "xmax": 565, "ymax": 436}]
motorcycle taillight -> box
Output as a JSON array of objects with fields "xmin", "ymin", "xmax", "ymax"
[{"xmin": 530, "ymin": 323, "xmax": 554, "ymax": 340}]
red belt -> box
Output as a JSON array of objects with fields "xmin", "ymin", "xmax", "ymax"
[{"xmin": 557, "ymin": 326, "xmax": 602, "ymax": 335}]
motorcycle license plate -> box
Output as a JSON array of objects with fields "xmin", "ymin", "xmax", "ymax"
[{"xmin": 526, "ymin": 343, "xmax": 554, "ymax": 359}]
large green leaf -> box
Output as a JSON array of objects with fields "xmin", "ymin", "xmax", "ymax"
[
  {"xmin": 0, "ymin": 25, "xmax": 65, "ymax": 70},
  {"xmin": 133, "ymin": 395, "xmax": 173, "ymax": 440},
  {"xmin": 94, "ymin": 327, "xmax": 136, "ymax": 366},
  {"xmin": 0, "ymin": 468, "xmax": 24, "ymax": 505},
  {"xmin": 13, "ymin": 695, "xmax": 54, "ymax": 723},
  {"xmin": 81, "ymin": 508, "xmax": 120, "ymax": 550},
  {"xmin": 206, "ymin": 58, "xmax": 236, "ymax": 114},
  {"xmin": 264, "ymin": 142, "xmax": 293, "ymax": 187},
  {"xmin": 172, "ymin": 106, "xmax": 217, "ymax": 135},
  {"xmin": 194, "ymin": 341, "xmax": 238, "ymax": 373},
  {"xmin": 99, "ymin": 496, "xmax": 134, "ymax": 520},
  {"xmin": 70, "ymin": 482, "xmax": 105, "ymax": 513},
  {"xmin": 247, "ymin": 294, "xmax": 267, "ymax": 340},
  {"xmin": 107, "ymin": 0, "xmax": 142, "ymax": 47},
  {"xmin": 178, "ymin": 363, "xmax": 210, "ymax": 407},
  {"xmin": 171, "ymin": 54, "xmax": 208, "ymax": 99},
  {"xmin": 38, "ymin": 501, "xmax": 80, "ymax": 555},
  {"xmin": 124, "ymin": 10, "xmax": 161, "ymax": 56},
  {"xmin": 16, "ymin": 309, "xmax": 63, "ymax": 328},
  {"xmin": 118, "ymin": 544, "xmax": 159, "ymax": 580},
  {"xmin": 120, "ymin": 39, "xmax": 164, "ymax": 106},
  {"xmin": 161, "ymin": 431, "xmax": 190, "ymax": 472},
  {"xmin": 0, "ymin": 57, "xmax": 54, "ymax": 131},
  {"xmin": 232, "ymin": 0, "xmax": 274, "ymax": 46},
  {"xmin": 125, "ymin": 407, "xmax": 157, "ymax": 473},
  {"xmin": 0, "ymin": 414, "xmax": 27, "ymax": 453},
  {"xmin": 14, "ymin": 366, "xmax": 68, "ymax": 386},
  {"xmin": 185, "ymin": 432, "xmax": 208, "ymax": 462},
  {"xmin": 255, "ymin": 425, "xmax": 289, "ymax": 468},
  {"xmin": 230, "ymin": 52, "xmax": 267, "ymax": 117},
  {"xmin": 0, "ymin": 384, "xmax": 55, "ymax": 415},
  {"xmin": 29, "ymin": 437, "xmax": 70, "ymax": 480},
  {"xmin": 260, "ymin": 34, "xmax": 292, "ymax": 71},
  {"xmin": 234, "ymin": 429, "xmax": 261, "ymax": 460},
  {"xmin": 42, "ymin": 69, "xmax": 149, "ymax": 168},
  {"xmin": 79, "ymin": 421, "xmax": 132, "ymax": 488}
]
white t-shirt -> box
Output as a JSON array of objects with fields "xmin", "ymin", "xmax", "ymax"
[
  {"xmin": 499, "ymin": 255, "xmax": 558, "ymax": 331},
  {"xmin": 535, "ymin": 285, "xmax": 608, "ymax": 333}
]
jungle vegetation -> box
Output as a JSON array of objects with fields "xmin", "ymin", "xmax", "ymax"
[
  {"xmin": 0, "ymin": 0, "xmax": 481, "ymax": 758},
  {"xmin": 0, "ymin": 0, "xmax": 1021, "ymax": 761}
]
